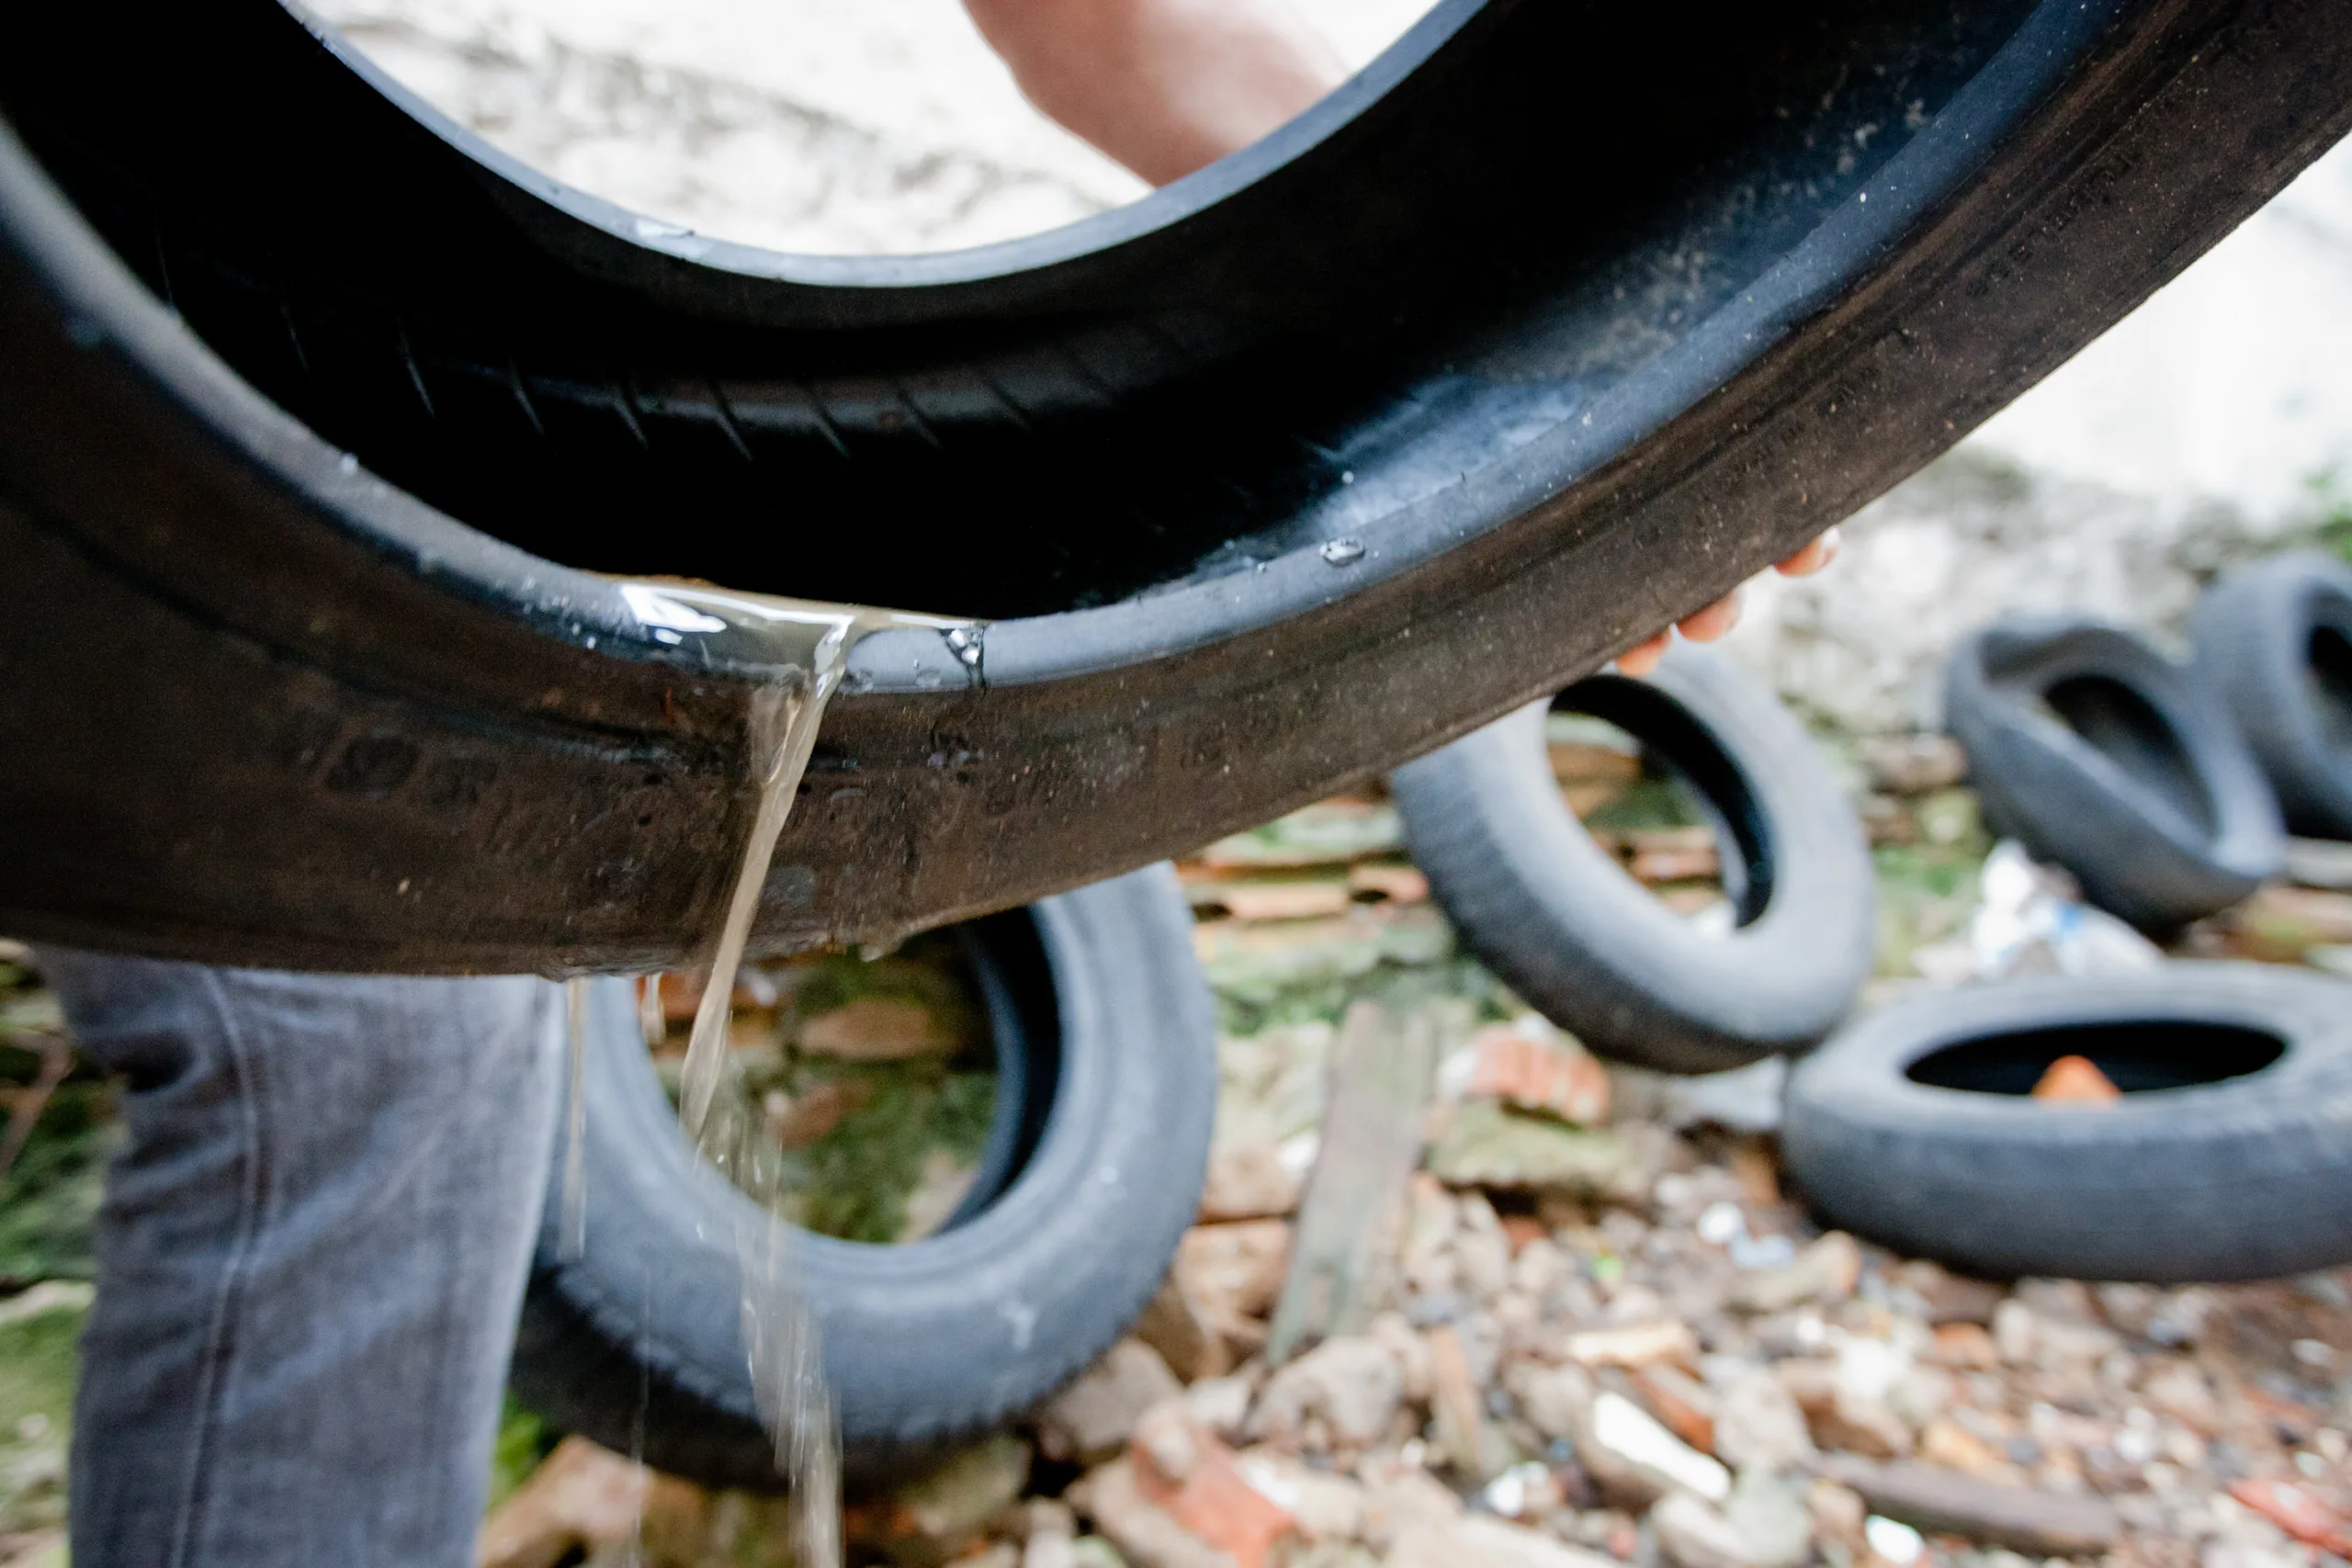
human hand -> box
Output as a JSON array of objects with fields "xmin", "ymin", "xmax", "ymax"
[{"xmin": 1611, "ymin": 527, "xmax": 1839, "ymax": 677}]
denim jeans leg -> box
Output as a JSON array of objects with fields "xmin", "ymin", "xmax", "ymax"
[{"xmin": 34, "ymin": 951, "xmax": 565, "ymax": 1568}]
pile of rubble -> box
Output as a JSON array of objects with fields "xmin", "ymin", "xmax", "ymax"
[
  {"xmin": 1005, "ymin": 1021, "xmax": 2351, "ymax": 1568},
  {"xmin": 473, "ymin": 709, "xmax": 2352, "ymax": 1568},
  {"xmin": 487, "ymin": 998, "xmax": 2352, "ymax": 1568}
]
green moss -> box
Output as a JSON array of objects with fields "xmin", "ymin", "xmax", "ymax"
[
  {"xmin": 0, "ymin": 1089, "xmax": 117, "ymax": 1291},
  {"xmin": 2304, "ymin": 467, "xmax": 2352, "ymax": 567},
  {"xmin": 2322, "ymin": 508, "xmax": 2352, "ymax": 567},
  {"xmin": 785, "ymin": 1066, "xmax": 996, "ymax": 1244},
  {"xmin": 1581, "ymin": 773, "xmax": 1708, "ymax": 833},
  {"xmin": 0, "ymin": 1306, "xmax": 82, "ymax": 1431},
  {"xmin": 486, "ymin": 1394, "xmax": 557, "ymax": 1509},
  {"xmin": 1913, "ymin": 787, "xmax": 1989, "ymax": 854},
  {"xmin": 1871, "ymin": 839, "xmax": 1990, "ymax": 977},
  {"xmin": 1202, "ymin": 911, "xmax": 1510, "ymax": 1036},
  {"xmin": 1196, "ymin": 802, "xmax": 1403, "ymax": 867},
  {"xmin": 784, "ymin": 931, "xmax": 987, "ymax": 1060},
  {"xmin": 0, "ymin": 1299, "xmax": 85, "ymax": 1534}
]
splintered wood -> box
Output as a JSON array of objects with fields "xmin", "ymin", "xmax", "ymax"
[{"xmin": 1265, "ymin": 999, "xmax": 1441, "ymax": 1364}]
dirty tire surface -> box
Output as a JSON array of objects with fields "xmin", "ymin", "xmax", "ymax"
[
  {"xmin": 8, "ymin": 1, "xmax": 2352, "ymax": 970},
  {"xmin": 1393, "ymin": 644, "xmax": 1875, "ymax": 1074},
  {"xmin": 508, "ymin": 866, "xmax": 1217, "ymax": 1489},
  {"xmin": 1945, "ymin": 616, "xmax": 2282, "ymax": 931},
  {"xmin": 1782, "ymin": 964, "xmax": 2352, "ymax": 1282}
]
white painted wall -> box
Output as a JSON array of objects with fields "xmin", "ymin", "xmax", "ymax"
[
  {"xmin": 311, "ymin": 0, "xmax": 1444, "ymax": 253},
  {"xmin": 1971, "ymin": 134, "xmax": 2352, "ymax": 524}
]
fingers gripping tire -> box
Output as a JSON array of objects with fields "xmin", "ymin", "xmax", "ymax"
[
  {"xmin": 1781, "ymin": 964, "xmax": 2352, "ymax": 1282},
  {"xmin": 1945, "ymin": 617, "xmax": 2282, "ymax": 931},
  {"xmin": 2193, "ymin": 551, "xmax": 2352, "ymax": 840},
  {"xmin": 507, "ymin": 867, "xmax": 1216, "ymax": 1490},
  {"xmin": 1391, "ymin": 645, "xmax": 1875, "ymax": 1075}
]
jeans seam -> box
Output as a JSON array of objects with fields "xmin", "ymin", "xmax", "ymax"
[{"xmin": 164, "ymin": 969, "xmax": 269, "ymax": 1568}]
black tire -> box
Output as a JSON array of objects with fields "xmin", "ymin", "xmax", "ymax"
[
  {"xmin": 1392, "ymin": 645, "xmax": 1874, "ymax": 1074},
  {"xmin": 1781, "ymin": 964, "xmax": 2352, "ymax": 1282},
  {"xmin": 507, "ymin": 866, "xmax": 1216, "ymax": 1489},
  {"xmin": 6, "ymin": 3, "xmax": 2351, "ymax": 971},
  {"xmin": 1945, "ymin": 616, "xmax": 2282, "ymax": 931},
  {"xmin": 2193, "ymin": 551, "xmax": 2352, "ymax": 840}
]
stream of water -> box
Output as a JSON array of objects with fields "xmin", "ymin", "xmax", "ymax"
[
  {"xmin": 560, "ymin": 976, "xmax": 590, "ymax": 1259},
  {"xmin": 602, "ymin": 581, "xmax": 968, "ymax": 1567}
]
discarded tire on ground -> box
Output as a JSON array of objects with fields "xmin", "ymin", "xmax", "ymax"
[
  {"xmin": 2194, "ymin": 551, "xmax": 2352, "ymax": 840},
  {"xmin": 1945, "ymin": 617, "xmax": 2282, "ymax": 931},
  {"xmin": 508, "ymin": 866, "xmax": 1216, "ymax": 1489},
  {"xmin": 1782, "ymin": 964, "xmax": 2352, "ymax": 1282},
  {"xmin": 7, "ymin": 3, "xmax": 2352, "ymax": 971},
  {"xmin": 1393, "ymin": 645, "xmax": 1874, "ymax": 1075}
]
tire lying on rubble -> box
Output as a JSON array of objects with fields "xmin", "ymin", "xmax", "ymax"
[
  {"xmin": 1781, "ymin": 964, "xmax": 2352, "ymax": 1282},
  {"xmin": 507, "ymin": 866, "xmax": 1216, "ymax": 1490},
  {"xmin": 6, "ymin": 3, "xmax": 2352, "ymax": 972},
  {"xmin": 2193, "ymin": 551, "xmax": 2352, "ymax": 840},
  {"xmin": 1945, "ymin": 617, "xmax": 2283, "ymax": 931},
  {"xmin": 1391, "ymin": 644, "xmax": 1874, "ymax": 1075}
]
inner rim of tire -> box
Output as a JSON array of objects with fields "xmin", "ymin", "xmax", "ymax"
[
  {"xmin": 1551, "ymin": 675, "xmax": 1775, "ymax": 927},
  {"xmin": 2310, "ymin": 623, "xmax": 2352, "ymax": 755},
  {"xmin": 2039, "ymin": 673, "xmax": 2218, "ymax": 839},
  {"xmin": 2, "ymin": 0, "xmax": 2036, "ymax": 619},
  {"xmin": 684, "ymin": 907, "xmax": 1061, "ymax": 1246},
  {"xmin": 1906, "ymin": 1021, "xmax": 2286, "ymax": 1095}
]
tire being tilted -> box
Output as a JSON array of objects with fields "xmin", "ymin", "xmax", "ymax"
[
  {"xmin": 1781, "ymin": 964, "xmax": 2352, "ymax": 1282},
  {"xmin": 2193, "ymin": 551, "xmax": 2352, "ymax": 840},
  {"xmin": 1945, "ymin": 616, "xmax": 2282, "ymax": 931},
  {"xmin": 6, "ymin": 1, "xmax": 2352, "ymax": 970},
  {"xmin": 1392, "ymin": 644, "xmax": 1875, "ymax": 1075},
  {"xmin": 508, "ymin": 867, "xmax": 1216, "ymax": 1490}
]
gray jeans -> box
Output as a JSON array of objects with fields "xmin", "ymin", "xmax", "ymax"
[{"xmin": 37, "ymin": 950, "xmax": 565, "ymax": 1568}]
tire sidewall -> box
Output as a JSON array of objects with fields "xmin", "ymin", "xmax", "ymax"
[
  {"xmin": 513, "ymin": 865, "xmax": 1216, "ymax": 1483},
  {"xmin": 2194, "ymin": 553, "xmax": 2352, "ymax": 839},
  {"xmin": 1396, "ymin": 645, "xmax": 1874, "ymax": 1070}
]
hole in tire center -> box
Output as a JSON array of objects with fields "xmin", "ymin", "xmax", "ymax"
[
  {"xmin": 2310, "ymin": 624, "xmax": 2352, "ymax": 757},
  {"xmin": 650, "ymin": 923, "xmax": 1035, "ymax": 1245},
  {"xmin": 1905, "ymin": 1020, "xmax": 2286, "ymax": 1096},
  {"xmin": 1545, "ymin": 682, "xmax": 1772, "ymax": 931},
  {"xmin": 313, "ymin": 0, "xmax": 1450, "ymax": 258},
  {"xmin": 2036, "ymin": 674, "xmax": 2216, "ymax": 838}
]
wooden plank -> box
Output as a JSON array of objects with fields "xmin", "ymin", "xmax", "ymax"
[{"xmin": 1265, "ymin": 997, "xmax": 1446, "ymax": 1363}]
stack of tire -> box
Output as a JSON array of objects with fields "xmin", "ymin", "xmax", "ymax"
[
  {"xmin": 1794, "ymin": 552, "xmax": 2352, "ymax": 1282},
  {"xmin": 1400, "ymin": 554, "xmax": 2352, "ymax": 1283}
]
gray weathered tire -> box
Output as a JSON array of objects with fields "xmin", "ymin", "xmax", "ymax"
[
  {"xmin": 2193, "ymin": 551, "xmax": 2352, "ymax": 840},
  {"xmin": 1782, "ymin": 964, "xmax": 2352, "ymax": 1282},
  {"xmin": 1392, "ymin": 645, "xmax": 1875, "ymax": 1075},
  {"xmin": 1945, "ymin": 616, "xmax": 2283, "ymax": 931},
  {"xmin": 507, "ymin": 866, "xmax": 1216, "ymax": 1489}
]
